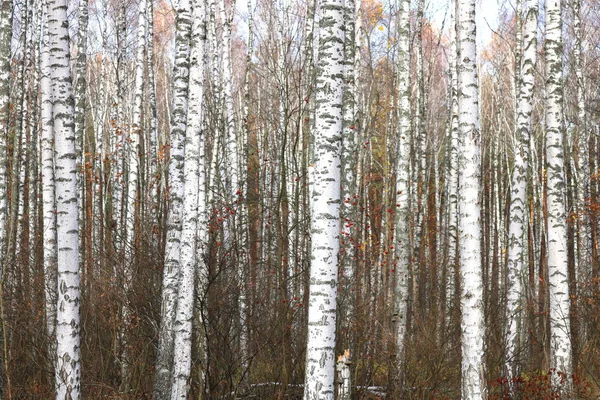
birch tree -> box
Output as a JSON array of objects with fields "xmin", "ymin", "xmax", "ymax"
[
  {"xmin": 153, "ymin": 0, "xmax": 191, "ymax": 397},
  {"xmin": 170, "ymin": 0, "xmax": 206, "ymax": 397},
  {"xmin": 303, "ymin": 0, "xmax": 344, "ymax": 398},
  {"xmin": 340, "ymin": 0, "xmax": 360, "ymax": 346},
  {"xmin": 456, "ymin": 0, "xmax": 485, "ymax": 398},
  {"xmin": 544, "ymin": 0, "xmax": 573, "ymax": 390},
  {"xmin": 146, "ymin": 0, "xmax": 160, "ymax": 216},
  {"xmin": 47, "ymin": 0, "xmax": 82, "ymax": 396},
  {"xmin": 75, "ymin": 0, "xmax": 88, "ymax": 281},
  {"xmin": 573, "ymin": 0, "xmax": 588, "ymax": 282},
  {"xmin": 41, "ymin": 0, "xmax": 57, "ymax": 382},
  {"xmin": 393, "ymin": 0, "xmax": 411, "ymax": 393},
  {"xmin": 219, "ymin": 0, "xmax": 238, "ymax": 199},
  {"xmin": 445, "ymin": 0, "xmax": 459, "ymax": 333},
  {"xmin": 505, "ymin": 0, "xmax": 537, "ymax": 390},
  {"xmin": 127, "ymin": 0, "xmax": 147, "ymax": 281}
]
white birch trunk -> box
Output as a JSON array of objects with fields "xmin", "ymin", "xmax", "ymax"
[
  {"xmin": 336, "ymin": 350, "xmax": 352, "ymax": 400},
  {"xmin": 48, "ymin": 0, "xmax": 82, "ymax": 397},
  {"xmin": 340, "ymin": 0, "xmax": 359, "ymax": 342},
  {"xmin": 0, "ymin": 0, "xmax": 10, "ymax": 267},
  {"xmin": 413, "ymin": 0, "xmax": 426, "ymax": 281},
  {"xmin": 41, "ymin": 0, "xmax": 58, "ymax": 377},
  {"xmin": 446, "ymin": 0, "xmax": 459, "ymax": 325},
  {"xmin": 171, "ymin": 1, "xmax": 206, "ymax": 397},
  {"xmin": 146, "ymin": 0, "xmax": 160, "ymax": 224},
  {"xmin": 127, "ymin": 0, "xmax": 146, "ymax": 277},
  {"xmin": 505, "ymin": 0, "xmax": 537, "ymax": 390},
  {"xmin": 393, "ymin": 0, "xmax": 410, "ymax": 390},
  {"xmin": 544, "ymin": 0, "xmax": 573, "ymax": 390},
  {"xmin": 456, "ymin": 0, "xmax": 485, "ymax": 398},
  {"xmin": 12, "ymin": 0, "xmax": 29, "ymax": 272},
  {"xmin": 238, "ymin": 0, "xmax": 254, "ymax": 375},
  {"xmin": 573, "ymin": 0, "xmax": 589, "ymax": 282},
  {"xmin": 74, "ymin": 0, "xmax": 88, "ymax": 280},
  {"xmin": 153, "ymin": 0, "xmax": 191, "ymax": 398},
  {"xmin": 219, "ymin": 0, "xmax": 238, "ymax": 198},
  {"xmin": 303, "ymin": 0, "xmax": 344, "ymax": 398}
]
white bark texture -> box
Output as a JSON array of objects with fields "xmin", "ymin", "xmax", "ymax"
[
  {"xmin": 220, "ymin": 0, "xmax": 239, "ymax": 198},
  {"xmin": 74, "ymin": 0, "xmax": 88, "ymax": 278},
  {"xmin": 237, "ymin": 0, "xmax": 254, "ymax": 374},
  {"xmin": 146, "ymin": 0, "xmax": 160, "ymax": 210},
  {"xmin": 340, "ymin": 0, "xmax": 359, "ymax": 335},
  {"xmin": 48, "ymin": 0, "xmax": 82, "ymax": 397},
  {"xmin": 446, "ymin": 0, "xmax": 459, "ymax": 318},
  {"xmin": 393, "ymin": 0, "xmax": 410, "ymax": 386},
  {"xmin": 505, "ymin": 0, "xmax": 537, "ymax": 388},
  {"xmin": 303, "ymin": 0, "xmax": 344, "ymax": 399},
  {"xmin": 127, "ymin": 0, "xmax": 146, "ymax": 277},
  {"xmin": 153, "ymin": 0, "xmax": 191, "ymax": 398},
  {"xmin": 456, "ymin": 0, "xmax": 485, "ymax": 398},
  {"xmin": 336, "ymin": 350, "xmax": 352, "ymax": 400},
  {"xmin": 170, "ymin": 0, "xmax": 206, "ymax": 397},
  {"xmin": 573, "ymin": 0, "xmax": 589, "ymax": 281},
  {"xmin": 41, "ymin": 0, "xmax": 57, "ymax": 373},
  {"xmin": 544, "ymin": 0, "xmax": 573, "ymax": 390}
]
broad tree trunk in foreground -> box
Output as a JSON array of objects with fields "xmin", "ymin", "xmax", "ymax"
[
  {"xmin": 456, "ymin": 0, "xmax": 485, "ymax": 398},
  {"xmin": 170, "ymin": 0, "xmax": 206, "ymax": 397},
  {"xmin": 303, "ymin": 0, "xmax": 344, "ymax": 398},
  {"xmin": 544, "ymin": 0, "xmax": 573, "ymax": 391},
  {"xmin": 48, "ymin": 0, "xmax": 82, "ymax": 397},
  {"xmin": 153, "ymin": 0, "xmax": 191, "ymax": 398}
]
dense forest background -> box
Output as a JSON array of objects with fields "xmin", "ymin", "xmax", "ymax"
[{"xmin": 1, "ymin": 0, "xmax": 600, "ymax": 398}]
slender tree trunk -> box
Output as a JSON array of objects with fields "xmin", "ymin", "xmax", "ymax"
[
  {"xmin": 445, "ymin": 0, "xmax": 459, "ymax": 336},
  {"xmin": 171, "ymin": 2, "xmax": 206, "ymax": 397},
  {"xmin": 238, "ymin": 0, "xmax": 254, "ymax": 384},
  {"xmin": 41, "ymin": 0, "xmax": 58, "ymax": 385},
  {"xmin": 48, "ymin": 0, "xmax": 82, "ymax": 397},
  {"xmin": 339, "ymin": 0, "xmax": 360, "ymax": 393},
  {"xmin": 220, "ymin": 0, "xmax": 238, "ymax": 198},
  {"xmin": 573, "ymin": 0, "xmax": 588, "ymax": 283},
  {"xmin": 303, "ymin": 0, "xmax": 344, "ymax": 398},
  {"xmin": 153, "ymin": 0, "xmax": 191, "ymax": 398},
  {"xmin": 75, "ymin": 0, "xmax": 88, "ymax": 288},
  {"xmin": 544, "ymin": 0, "xmax": 572, "ymax": 391},
  {"xmin": 505, "ymin": 0, "xmax": 537, "ymax": 391},
  {"xmin": 392, "ymin": 0, "xmax": 410, "ymax": 395},
  {"xmin": 146, "ymin": 0, "xmax": 160, "ymax": 239},
  {"xmin": 456, "ymin": 0, "xmax": 485, "ymax": 398}
]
